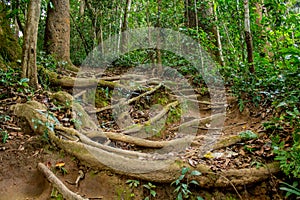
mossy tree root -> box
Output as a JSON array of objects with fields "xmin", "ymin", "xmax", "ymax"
[{"xmin": 13, "ymin": 100, "xmax": 280, "ymax": 188}]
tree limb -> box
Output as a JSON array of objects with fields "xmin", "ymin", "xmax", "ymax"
[{"xmin": 38, "ymin": 163, "xmax": 88, "ymax": 200}]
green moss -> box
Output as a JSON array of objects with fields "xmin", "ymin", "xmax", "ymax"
[
  {"xmin": 95, "ymin": 88, "xmax": 110, "ymax": 108},
  {"xmin": 166, "ymin": 106, "xmax": 182, "ymax": 124},
  {"xmin": 115, "ymin": 185, "xmax": 134, "ymax": 200},
  {"xmin": 0, "ymin": 3, "xmax": 21, "ymax": 63}
]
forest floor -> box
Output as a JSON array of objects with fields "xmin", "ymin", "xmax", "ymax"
[{"xmin": 0, "ymin": 66, "xmax": 286, "ymax": 200}]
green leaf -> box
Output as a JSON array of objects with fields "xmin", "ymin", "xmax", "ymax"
[
  {"xmin": 190, "ymin": 170, "xmax": 201, "ymax": 176},
  {"xmin": 177, "ymin": 192, "xmax": 183, "ymax": 200},
  {"xmin": 178, "ymin": 174, "xmax": 185, "ymax": 181},
  {"xmin": 143, "ymin": 184, "xmax": 150, "ymax": 190},
  {"xmin": 49, "ymin": 2, "xmax": 54, "ymax": 8},
  {"xmin": 189, "ymin": 180, "xmax": 199, "ymax": 185},
  {"xmin": 280, "ymin": 187, "xmax": 300, "ymax": 196},
  {"xmin": 174, "ymin": 186, "xmax": 181, "ymax": 193},
  {"xmin": 150, "ymin": 190, "xmax": 156, "ymax": 197},
  {"xmin": 181, "ymin": 167, "xmax": 189, "ymax": 175},
  {"xmin": 239, "ymin": 130, "xmax": 258, "ymax": 140},
  {"xmin": 1, "ymin": 131, "xmax": 8, "ymax": 143},
  {"xmin": 276, "ymin": 101, "xmax": 287, "ymax": 108},
  {"xmin": 19, "ymin": 78, "xmax": 29, "ymax": 83},
  {"xmin": 181, "ymin": 183, "xmax": 188, "ymax": 191},
  {"xmin": 286, "ymin": 110, "xmax": 298, "ymax": 118},
  {"xmin": 148, "ymin": 182, "xmax": 156, "ymax": 188},
  {"xmin": 171, "ymin": 180, "xmax": 176, "ymax": 186}
]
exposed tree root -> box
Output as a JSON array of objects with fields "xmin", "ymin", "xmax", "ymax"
[
  {"xmin": 38, "ymin": 163, "xmax": 88, "ymax": 200},
  {"xmin": 13, "ymin": 99, "xmax": 280, "ymax": 188},
  {"xmin": 170, "ymin": 113, "xmax": 225, "ymax": 131},
  {"xmin": 39, "ymin": 66, "xmax": 121, "ymax": 89},
  {"xmin": 122, "ymin": 100, "xmax": 179, "ymax": 135},
  {"xmin": 93, "ymin": 83, "xmax": 163, "ymax": 114},
  {"xmin": 98, "ymin": 74, "xmax": 146, "ymax": 81}
]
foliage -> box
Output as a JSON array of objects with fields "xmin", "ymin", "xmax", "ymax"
[
  {"xmin": 37, "ymin": 51, "xmax": 58, "ymax": 71},
  {"xmin": 171, "ymin": 167, "xmax": 203, "ymax": 200},
  {"xmin": 238, "ymin": 130, "xmax": 258, "ymax": 140},
  {"xmin": 272, "ymin": 137, "xmax": 300, "ymax": 178},
  {"xmin": 1, "ymin": 0, "xmax": 300, "ymax": 195},
  {"xmin": 126, "ymin": 179, "xmax": 140, "ymax": 199},
  {"xmin": 126, "ymin": 179, "xmax": 140, "ymax": 188},
  {"xmin": 0, "ymin": 66, "xmax": 18, "ymax": 88},
  {"xmin": 0, "ymin": 66, "xmax": 32, "ymax": 97},
  {"xmin": 264, "ymin": 68, "xmax": 300, "ymax": 178},
  {"xmin": 280, "ymin": 181, "xmax": 300, "ymax": 199},
  {"xmin": 143, "ymin": 182, "xmax": 157, "ymax": 200},
  {"xmin": 0, "ymin": 114, "xmax": 10, "ymax": 143},
  {"xmin": 0, "ymin": 129, "xmax": 8, "ymax": 143},
  {"xmin": 32, "ymin": 110, "xmax": 60, "ymax": 142},
  {"xmin": 50, "ymin": 188, "xmax": 64, "ymax": 200}
]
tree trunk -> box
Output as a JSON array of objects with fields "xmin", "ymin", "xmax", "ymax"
[
  {"xmin": 184, "ymin": 0, "xmax": 197, "ymax": 28},
  {"xmin": 44, "ymin": 0, "xmax": 71, "ymax": 64},
  {"xmin": 121, "ymin": 0, "xmax": 132, "ymax": 33},
  {"xmin": 21, "ymin": 0, "xmax": 41, "ymax": 89},
  {"xmin": 0, "ymin": 2, "xmax": 22, "ymax": 65},
  {"xmin": 212, "ymin": 0, "xmax": 225, "ymax": 66},
  {"xmin": 244, "ymin": 0, "xmax": 255, "ymax": 73},
  {"xmin": 120, "ymin": 0, "xmax": 132, "ymax": 52},
  {"xmin": 156, "ymin": 0, "xmax": 162, "ymax": 72},
  {"xmin": 79, "ymin": 0, "xmax": 85, "ymax": 16},
  {"xmin": 185, "ymin": 0, "xmax": 224, "ymax": 66}
]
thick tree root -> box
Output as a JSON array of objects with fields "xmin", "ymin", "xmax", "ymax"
[
  {"xmin": 170, "ymin": 113, "xmax": 225, "ymax": 131},
  {"xmin": 38, "ymin": 163, "xmax": 88, "ymax": 200},
  {"xmin": 38, "ymin": 66, "xmax": 121, "ymax": 89},
  {"xmin": 13, "ymin": 100, "xmax": 280, "ymax": 188},
  {"xmin": 93, "ymin": 83, "xmax": 163, "ymax": 113}
]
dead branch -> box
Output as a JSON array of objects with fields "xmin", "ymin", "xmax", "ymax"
[{"xmin": 38, "ymin": 163, "xmax": 88, "ymax": 200}]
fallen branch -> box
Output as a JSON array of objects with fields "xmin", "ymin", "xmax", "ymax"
[{"xmin": 38, "ymin": 163, "xmax": 88, "ymax": 200}]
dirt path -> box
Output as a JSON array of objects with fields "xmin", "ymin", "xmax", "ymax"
[{"xmin": 0, "ymin": 68, "xmax": 283, "ymax": 199}]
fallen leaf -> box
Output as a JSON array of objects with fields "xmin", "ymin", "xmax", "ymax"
[{"xmin": 55, "ymin": 161, "xmax": 65, "ymax": 168}]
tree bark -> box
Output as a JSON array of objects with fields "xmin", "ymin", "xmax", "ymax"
[
  {"xmin": 185, "ymin": 0, "xmax": 224, "ymax": 66},
  {"xmin": 156, "ymin": 0, "xmax": 162, "ymax": 72},
  {"xmin": 120, "ymin": 0, "xmax": 132, "ymax": 52},
  {"xmin": 184, "ymin": 0, "xmax": 197, "ymax": 28},
  {"xmin": 212, "ymin": 0, "xmax": 225, "ymax": 66},
  {"xmin": 244, "ymin": 0, "xmax": 255, "ymax": 73},
  {"xmin": 21, "ymin": 0, "xmax": 41, "ymax": 89},
  {"xmin": 79, "ymin": 0, "xmax": 85, "ymax": 16},
  {"xmin": 0, "ymin": 2, "xmax": 22, "ymax": 64},
  {"xmin": 44, "ymin": 0, "xmax": 71, "ymax": 64}
]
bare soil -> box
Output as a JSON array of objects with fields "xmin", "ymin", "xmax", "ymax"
[{"xmin": 0, "ymin": 67, "xmax": 285, "ymax": 199}]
